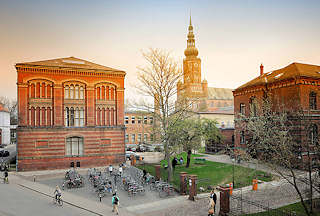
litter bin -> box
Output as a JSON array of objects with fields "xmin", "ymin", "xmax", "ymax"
[
  {"xmin": 252, "ymin": 179, "xmax": 258, "ymax": 191},
  {"xmin": 226, "ymin": 182, "xmax": 233, "ymax": 195}
]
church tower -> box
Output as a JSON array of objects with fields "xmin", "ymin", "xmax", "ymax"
[{"xmin": 183, "ymin": 16, "xmax": 203, "ymax": 98}]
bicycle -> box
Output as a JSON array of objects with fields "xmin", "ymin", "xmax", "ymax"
[
  {"xmin": 159, "ymin": 184, "xmax": 175, "ymax": 198},
  {"xmin": 53, "ymin": 195, "xmax": 63, "ymax": 206}
]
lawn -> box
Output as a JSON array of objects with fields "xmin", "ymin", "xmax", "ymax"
[
  {"xmin": 243, "ymin": 200, "xmax": 320, "ymax": 216},
  {"xmin": 137, "ymin": 152, "xmax": 273, "ymax": 192}
]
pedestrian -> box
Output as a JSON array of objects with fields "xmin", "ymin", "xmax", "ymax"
[
  {"xmin": 209, "ymin": 189, "xmax": 217, "ymax": 213},
  {"xmin": 112, "ymin": 193, "xmax": 119, "ymax": 215},
  {"xmin": 143, "ymin": 169, "xmax": 147, "ymax": 182},
  {"xmin": 180, "ymin": 157, "xmax": 184, "ymax": 165},
  {"xmin": 119, "ymin": 164, "xmax": 123, "ymax": 177},
  {"xmin": 172, "ymin": 157, "xmax": 177, "ymax": 170},
  {"xmin": 4, "ymin": 170, "xmax": 8, "ymax": 184},
  {"xmin": 109, "ymin": 164, "xmax": 113, "ymax": 176}
]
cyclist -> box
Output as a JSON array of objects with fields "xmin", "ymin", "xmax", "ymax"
[{"xmin": 54, "ymin": 185, "xmax": 62, "ymax": 201}]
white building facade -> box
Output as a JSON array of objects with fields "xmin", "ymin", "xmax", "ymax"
[{"xmin": 0, "ymin": 105, "xmax": 11, "ymax": 145}]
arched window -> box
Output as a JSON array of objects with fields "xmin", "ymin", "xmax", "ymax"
[
  {"xmin": 36, "ymin": 82, "xmax": 40, "ymax": 98},
  {"xmin": 102, "ymin": 86, "xmax": 105, "ymax": 100},
  {"xmin": 97, "ymin": 87, "xmax": 100, "ymax": 100},
  {"xmin": 309, "ymin": 124, "xmax": 318, "ymax": 145},
  {"xmin": 70, "ymin": 107, "xmax": 74, "ymax": 126},
  {"xmin": 65, "ymin": 86, "xmax": 69, "ymax": 99},
  {"xmin": 70, "ymin": 85, "xmax": 74, "ymax": 99},
  {"xmin": 75, "ymin": 107, "xmax": 79, "ymax": 126},
  {"xmin": 65, "ymin": 107, "xmax": 69, "ymax": 126},
  {"xmin": 47, "ymin": 85, "xmax": 51, "ymax": 98},
  {"xmin": 309, "ymin": 92, "xmax": 317, "ymax": 110},
  {"xmin": 80, "ymin": 108, "xmax": 84, "ymax": 126},
  {"xmin": 31, "ymin": 83, "xmax": 35, "ymax": 98},
  {"xmin": 106, "ymin": 86, "xmax": 109, "ymax": 100},
  {"xmin": 80, "ymin": 86, "xmax": 84, "ymax": 99},
  {"xmin": 75, "ymin": 85, "xmax": 79, "ymax": 99},
  {"xmin": 66, "ymin": 137, "xmax": 84, "ymax": 156}
]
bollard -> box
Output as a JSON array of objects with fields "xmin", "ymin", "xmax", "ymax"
[
  {"xmin": 219, "ymin": 186, "xmax": 230, "ymax": 215},
  {"xmin": 99, "ymin": 193, "xmax": 102, "ymax": 202},
  {"xmin": 155, "ymin": 165, "xmax": 161, "ymax": 181},
  {"xmin": 188, "ymin": 175, "xmax": 197, "ymax": 201},
  {"xmin": 179, "ymin": 172, "xmax": 188, "ymax": 195},
  {"xmin": 33, "ymin": 175, "xmax": 36, "ymax": 182},
  {"xmin": 252, "ymin": 179, "xmax": 258, "ymax": 191}
]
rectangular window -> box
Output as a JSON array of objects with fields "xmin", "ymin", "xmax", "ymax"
[
  {"xmin": 144, "ymin": 116, "xmax": 148, "ymax": 124},
  {"xmin": 131, "ymin": 116, "xmax": 135, "ymax": 124},
  {"xmin": 149, "ymin": 117, "xmax": 153, "ymax": 124},
  {"xmin": 138, "ymin": 116, "xmax": 142, "ymax": 124},
  {"xmin": 240, "ymin": 103, "xmax": 246, "ymax": 115},
  {"xmin": 125, "ymin": 116, "xmax": 129, "ymax": 124},
  {"xmin": 125, "ymin": 134, "xmax": 129, "ymax": 143},
  {"xmin": 144, "ymin": 134, "xmax": 147, "ymax": 142},
  {"xmin": 75, "ymin": 109, "xmax": 79, "ymax": 127},
  {"xmin": 138, "ymin": 134, "xmax": 142, "ymax": 142},
  {"xmin": 240, "ymin": 131, "xmax": 245, "ymax": 144},
  {"xmin": 131, "ymin": 134, "xmax": 136, "ymax": 143},
  {"xmin": 66, "ymin": 137, "xmax": 83, "ymax": 156},
  {"xmin": 80, "ymin": 109, "xmax": 85, "ymax": 126}
]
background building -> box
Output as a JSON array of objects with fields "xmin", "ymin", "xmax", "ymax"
[
  {"xmin": 234, "ymin": 62, "xmax": 320, "ymax": 165},
  {"xmin": 16, "ymin": 57, "xmax": 126, "ymax": 171},
  {"xmin": 0, "ymin": 104, "xmax": 10, "ymax": 145},
  {"xmin": 124, "ymin": 111, "xmax": 154, "ymax": 147},
  {"xmin": 176, "ymin": 17, "xmax": 234, "ymax": 153}
]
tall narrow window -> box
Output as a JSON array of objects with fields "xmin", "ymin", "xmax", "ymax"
[
  {"xmin": 47, "ymin": 85, "xmax": 51, "ymax": 98},
  {"xmin": 65, "ymin": 107, "xmax": 69, "ymax": 126},
  {"xmin": 41, "ymin": 83, "xmax": 45, "ymax": 98},
  {"xmin": 36, "ymin": 82, "xmax": 40, "ymax": 98},
  {"xmin": 240, "ymin": 103, "xmax": 246, "ymax": 115},
  {"xmin": 144, "ymin": 116, "xmax": 148, "ymax": 124},
  {"xmin": 97, "ymin": 87, "xmax": 100, "ymax": 100},
  {"xmin": 80, "ymin": 108, "xmax": 84, "ymax": 126},
  {"xmin": 80, "ymin": 86, "xmax": 84, "ymax": 99},
  {"xmin": 36, "ymin": 107, "xmax": 40, "ymax": 126},
  {"xmin": 31, "ymin": 83, "xmax": 35, "ymax": 98},
  {"xmin": 75, "ymin": 108, "xmax": 79, "ymax": 126},
  {"xmin": 124, "ymin": 116, "xmax": 129, "ymax": 124},
  {"xmin": 70, "ymin": 85, "xmax": 74, "ymax": 99},
  {"xmin": 138, "ymin": 116, "xmax": 142, "ymax": 124},
  {"xmin": 138, "ymin": 134, "xmax": 142, "ymax": 142},
  {"xmin": 47, "ymin": 107, "xmax": 51, "ymax": 126},
  {"xmin": 309, "ymin": 124, "xmax": 318, "ymax": 145},
  {"xmin": 102, "ymin": 108, "xmax": 105, "ymax": 125},
  {"xmin": 106, "ymin": 86, "xmax": 109, "ymax": 100},
  {"xmin": 249, "ymin": 97, "xmax": 257, "ymax": 116},
  {"xmin": 310, "ymin": 92, "xmax": 317, "ymax": 110},
  {"xmin": 240, "ymin": 131, "xmax": 245, "ymax": 144},
  {"xmin": 65, "ymin": 86, "xmax": 69, "ymax": 99},
  {"xmin": 75, "ymin": 85, "xmax": 79, "ymax": 99},
  {"xmin": 131, "ymin": 134, "xmax": 136, "ymax": 143},
  {"xmin": 97, "ymin": 108, "xmax": 101, "ymax": 125},
  {"xmin": 70, "ymin": 107, "xmax": 74, "ymax": 126},
  {"xmin": 102, "ymin": 86, "xmax": 105, "ymax": 100},
  {"xmin": 131, "ymin": 116, "xmax": 135, "ymax": 124},
  {"xmin": 125, "ymin": 134, "xmax": 129, "ymax": 143},
  {"xmin": 31, "ymin": 107, "xmax": 35, "ymax": 126}
]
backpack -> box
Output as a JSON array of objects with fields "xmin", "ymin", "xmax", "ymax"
[{"xmin": 114, "ymin": 196, "xmax": 118, "ymax": 204}]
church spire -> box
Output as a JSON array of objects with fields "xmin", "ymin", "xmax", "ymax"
[{"xmin": 184, "ymin": 14, "xmax": 198, "ymax": 58}]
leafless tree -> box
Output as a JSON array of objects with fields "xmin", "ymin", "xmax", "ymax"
[{"xmin": 236, "ymin": 96, "xmax": 320, "ymax": 215}]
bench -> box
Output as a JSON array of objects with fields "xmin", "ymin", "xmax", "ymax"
[{"xmin": 194, "ymin": 158, "xmax": 206, "ymax": 164}]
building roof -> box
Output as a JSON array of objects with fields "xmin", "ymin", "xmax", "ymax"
[
  {"xmin": 199, "ymin": 106, "xmax": 234, "ymax": 115},
  {"xmin": 16, "ymin": 56, "xmax": 125, "ymax": 74},
  {"xmin": 236, "ymin": 62, "xmax": 320, "ymax": 91},
  {"xmin": 0, "ymin": 104, "xmax": 9, "ymax": 112},
  {"xmin": 208, "ymin": 87, "xmax": 234, "ymax": 100}
]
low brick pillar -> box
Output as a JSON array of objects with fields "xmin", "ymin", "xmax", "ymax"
[
  {"xmin": 155, "ymin": 165, "xmax": 161, "ymax": 181},
  {"xmin": 188, "ymin": 174, "xmax": 197, "ymax": 201},
  {"xmin": 180, "ymin": 172, "xmax": 188, "ymax": 195},
  {"xmin": 219, "ymin": 187, "xmax": 230, "ymax": 215}
]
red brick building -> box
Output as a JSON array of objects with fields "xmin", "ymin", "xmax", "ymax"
[
  {"xmin": 234, "ymin": 62, "xmax": 320, "ymax": 162},
  {"xmin": 124, "ymin": 111, "xmax": 154, "ymax": 146},
  {"xmin": 16, "ymin": 57, "xmax": 126, "ymax": 171}
]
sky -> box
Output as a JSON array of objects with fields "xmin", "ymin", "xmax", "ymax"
[{"xmin": 0, "ymin": 0, "xmax": 319, "ymax": 100}]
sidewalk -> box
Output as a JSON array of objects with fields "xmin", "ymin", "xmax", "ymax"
[{"xmin": 10, "ymin": 173, "xmax": 134, "ymax": 216}]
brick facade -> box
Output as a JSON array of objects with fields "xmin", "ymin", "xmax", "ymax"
[
  {"xmin": 16, "ymin": 57, "xmax": 126, "ymax": 171},
  {"xmin": 124, "ymin": 111, "xmax": 154, "ymax": 146},
  {"xmin": 233, "ymin": 63, "xmax": 320, "ymax": 165}
]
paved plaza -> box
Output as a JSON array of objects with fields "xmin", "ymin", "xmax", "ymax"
[{"xmin": 0, "ymin": 154, "xmax": 318, "ymax": 216}]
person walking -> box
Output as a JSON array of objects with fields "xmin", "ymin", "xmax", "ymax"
[
  {"xmin": 112, "ymin": 193, "xmax": 119, "ymax": 215},
  {"xmin": 180, "ymin": 157, "xmax": 184, "ymax": 165},
  {"xmin": 109, "ymin": 164, "xmax": 113, "ymax": 176},
  {"xmin": 209, "ymin": 189, "xmax": 217, "ymax": 214},
  {"xmin": 3, "ymin": 170, "xmax": 8, "ymax": 184},
  {"xmin": 118, "ymin": 165, "xmax": 123, "ymax": 177}
]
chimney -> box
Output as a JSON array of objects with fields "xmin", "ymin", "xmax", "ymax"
[{"xmin": 260, "ymin": 64, "xmax": 264, "ymax": 76}]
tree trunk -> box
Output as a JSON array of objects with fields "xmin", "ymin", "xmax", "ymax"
[
  {"xmin": 165, "ymin": 142, "xmax": 173, "ymax": 182},
  {"xmin": 186, "ymin": 150, "xmax": 191, "ymax": 168}
]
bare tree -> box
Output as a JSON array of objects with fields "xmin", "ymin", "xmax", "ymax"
[
  {"xmin": 0, "ymin": 96, "xmax": 18, "ymax": 124},
  {"xmin": 135, "ymin": 48, "xmax": 197, "ymax": 181},
  {"xmin": 236, "ymin": 96, "xmax": 320, "ymax": 215}
]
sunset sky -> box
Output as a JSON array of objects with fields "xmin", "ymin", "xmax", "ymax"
[{"xmin": 1, "ymin": 0, "xmax": 319, "ymax": 100}]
